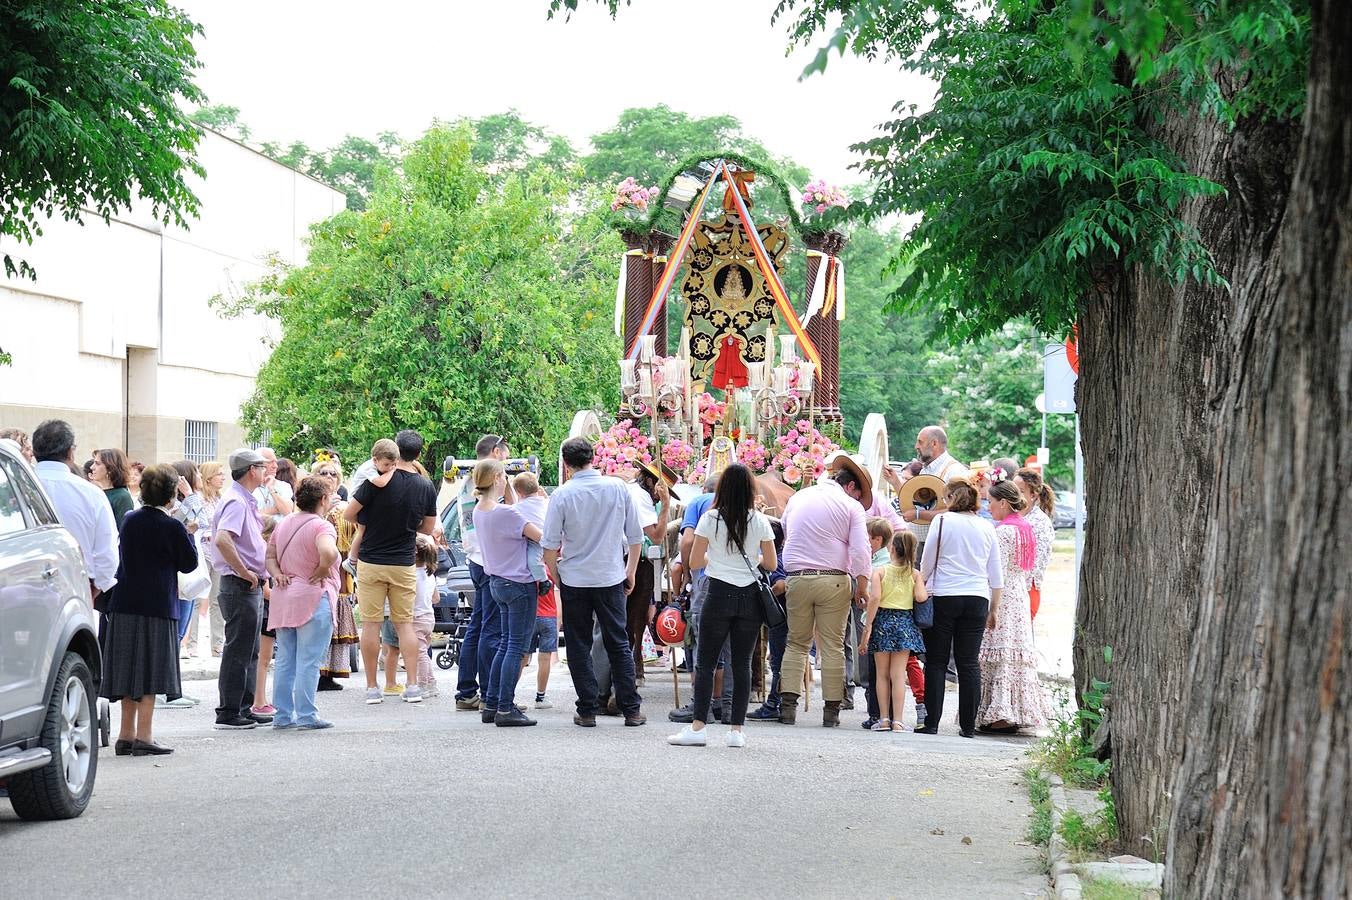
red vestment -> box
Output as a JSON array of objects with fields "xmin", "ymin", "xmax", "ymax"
[{"xmin": 712, "ymin": 335, "xmax": 749, "ymax": 390}]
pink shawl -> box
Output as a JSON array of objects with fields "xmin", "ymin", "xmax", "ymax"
[{"xmin": 999, "ymin": 511, "xmax": 1036, "ymax": 571}]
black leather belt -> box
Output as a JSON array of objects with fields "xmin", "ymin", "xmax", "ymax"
[{"xmin": 787, "ymin": 569, "xmax": 846, "ymax": 577}]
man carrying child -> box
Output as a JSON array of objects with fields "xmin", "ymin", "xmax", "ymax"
[{"xmin": 343, "ymin": 431, "xmax": 438, "ymax": 704}]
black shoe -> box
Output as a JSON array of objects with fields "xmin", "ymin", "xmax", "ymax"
[
  {"xmin": 317, "ymin": 676, "xmax": 344, "ymax": 692},
  {"xmin": 131, "ymin": 739, "xmax": 173, "ymax": 756},
  {"xmin": 668, "ymin": 705, "xmax": 695, "ymax": 723},
  {"xmin": 495, "ymin": 708, "xmax": 537, "ymax": 727},
  {"xmin": 481, "ymin": 709, "xmax": 496, "ymax": 724},
  {"xmin": 747, "ymin": 705, "xmax": 781, "ymax": 721},
  {"xmin": 959, "ymin": 727, "xmax": 976, "ymax": 738},
  {"xmin": 861, "ymin": 717, "xmax": 879, "ymax": 730},
  {"xmin": 573, "ymin": 713, "xmax": 597, "ymax": 727},
  {"xmin": 914, "ymin": 725, "xmax": 939, "ymax": 735},
  {"xmin": 114, "ymin": 739, "xmax": 133, "ymax": 756},
  {"xmin": 246, "ymin": 711, "xmax": 273, "ymax": 725},
  {"xmin": 676, "ymin": 662, "xmax": 690, "ymax": 673},
  {"xmin": 213, "ymin": 716, "xmax": 258, "ymax": 730}
]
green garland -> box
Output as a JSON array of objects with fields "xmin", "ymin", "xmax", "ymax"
[{"xmin": 606, "ymin": 150, "xmax": 849, "ymax": 239}]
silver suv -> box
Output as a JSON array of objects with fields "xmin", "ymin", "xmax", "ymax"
[{"xmin": 0, "ymin": 440, "xmax": 103, "ymax": 819}]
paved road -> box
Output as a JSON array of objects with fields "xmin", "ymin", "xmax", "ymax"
[{"xmin": 2, "ymin": 657, "xmax": 1049, "ymax": 900}]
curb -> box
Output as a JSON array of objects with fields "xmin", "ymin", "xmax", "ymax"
[{"xmin": 1046, "ymin": 774, "xmax": 1083, "ymax": 899}]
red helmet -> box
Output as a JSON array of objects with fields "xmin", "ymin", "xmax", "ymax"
[{"xmin": 654, "ymin": 605, "xmax": 687, "ymax": 646}]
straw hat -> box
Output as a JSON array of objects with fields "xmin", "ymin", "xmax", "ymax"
[
  {"xmin": 898, "ymin": 474, "xmax": 949, "ymax": 513},
  {"xmin": 824, "ymin": 451, "xmax": 873, "ymax": 509},
  {"xmin": 637, "ymin": 458, "xmax": 680, "ymax": 489}
]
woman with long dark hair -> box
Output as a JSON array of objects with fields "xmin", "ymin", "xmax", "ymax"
[{"xmin": 670, "ymin": 463, "xmax": 777, "ymax": 748}]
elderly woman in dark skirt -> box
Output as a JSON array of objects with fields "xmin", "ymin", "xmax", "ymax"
[{"xmin": 100, "ymin": 464, "xmax": 199, "ymax": 756}]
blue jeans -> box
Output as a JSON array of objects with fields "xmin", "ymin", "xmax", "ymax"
[
  {"xmin": 484, "ymin": 577, "xmax": 536, "ymax": 713},
  {"xmin": 175, "ymin": 597, "xmax": 197, "ymax": 644},
  {"xmin": 272, "ymin": 595, "xmax": 335, "ymax": 727},
  {"xmin": 561, "ymin": 582, "xmax": 642, "ymax": 717},
  {"xmin": 765, "ymin": 620, "xmax": 788, "ymax": 710},
  {"xmin": 456, "ymin": 560, "xmax": 503, "ymax": 699}
]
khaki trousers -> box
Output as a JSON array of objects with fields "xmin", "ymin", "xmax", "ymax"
[{"xmin": 780, "ymin": 574, "xmax": 853, "ymax": 702}]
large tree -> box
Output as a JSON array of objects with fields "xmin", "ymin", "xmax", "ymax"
[
  {"xmin": 221, "ymin": 126, "xmax": 621, "ymax": 477},
  {"xmin": 1, "ymin": 0, "xmax": 205, "ymax": 360},
  {"xmin": 554, "ymin": 1, "xmax": 1349, "ymax": 896}
]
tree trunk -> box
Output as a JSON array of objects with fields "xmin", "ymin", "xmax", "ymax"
[
  {"xmin": 1166, "ymin": 2, "xmax": 1352, "ymax": 896},
  {"xmin": 1076, "ymin": 79, "xmax": 1298, "ymax": 856}
]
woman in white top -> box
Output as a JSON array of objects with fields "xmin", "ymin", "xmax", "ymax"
[
  {"xmin": 669, "ymin": 464, "xmax": 777, "ymax": 748},
  {"xmin": 917, "ymin": 478, "xmax": 1003, "ymax": 738}
]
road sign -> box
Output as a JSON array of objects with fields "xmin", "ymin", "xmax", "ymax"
[{"xmin": 1044, "ymin": 343, "xmax": 1077, "ymax": 414}]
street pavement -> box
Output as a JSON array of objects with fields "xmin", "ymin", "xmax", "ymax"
[
  {"xmin": 2, "ymin": 565, "xmax": 1078, "ymax": 899},
  {"xmin": 1, "ymin": 669, "xmax": 1049, "ymax": 900}
]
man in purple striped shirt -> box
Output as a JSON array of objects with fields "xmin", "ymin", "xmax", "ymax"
[{"xmin": 776, "ymin": 455, "xmax": 873, "ymax": 726}]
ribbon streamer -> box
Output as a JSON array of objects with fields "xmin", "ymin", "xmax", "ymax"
[
  {"xmin": 718, "ymin": 162, "xmax": 822, "ymax": 372},
  {"xmin": 624, "ymin": 165, "xmax": 722, "ymax": 360}
]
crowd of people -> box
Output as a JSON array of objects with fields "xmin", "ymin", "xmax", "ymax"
[{"xmin": 0, "ymin": 418, "xmax": 1055, "ymax": 751}]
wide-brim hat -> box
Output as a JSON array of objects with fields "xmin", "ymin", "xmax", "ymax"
[
  {"xmin": 638, "ymin": 458, "xmax": 680, "ymax": 490},
  {"xmin": 898, "ymin": 474, "xmax": 949, "ymax": 512},
  {"xmin": 825, "ymin": 451, "xmax": 873, "ymax": 510}
]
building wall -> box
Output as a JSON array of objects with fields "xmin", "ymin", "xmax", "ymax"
[{"xmin": 0, "ymin": 129, "xmax": 345, "ymax": 465}]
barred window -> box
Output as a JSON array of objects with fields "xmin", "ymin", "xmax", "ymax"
[
  {"xmin": 184, "ymin": 420, "xmax": 218, "ymax": 464},
  {"xmin": 247, "ymin": 429, "xmax": 272, "ymax": 451}
]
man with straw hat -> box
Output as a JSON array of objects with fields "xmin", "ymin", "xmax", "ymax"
[{"xmin": 776, "ymin": 453, "xmax": 873, "ymax": 727}]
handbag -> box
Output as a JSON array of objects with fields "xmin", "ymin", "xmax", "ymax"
[
  {"xmin": 913, "ymin": 515, "xmax": 940, "ymax": 629},
  {"xmin": 177, "ymin": 542, "xmax": 212, "ymax": 600},
  {"xmin": 731, "ymin": 520, "xmax": 784, "ymax": 628}
]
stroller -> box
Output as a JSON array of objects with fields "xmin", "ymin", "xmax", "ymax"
[{"xmin": 431, "ymin": 546, "xmax": 475, "ymax": 670}]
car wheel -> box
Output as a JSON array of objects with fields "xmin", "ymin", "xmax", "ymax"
[{"xmin": 7, "ymin": 652, "xmax": 98, "ymax": 820}]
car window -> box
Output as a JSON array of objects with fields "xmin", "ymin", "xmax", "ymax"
[
  {"xmin": 0, "ymin": 464, "xmax": 28, "ymax": 537},
  {"xmin": 3, "ymin": 458, "xmax": 58, "ymax": 527}
]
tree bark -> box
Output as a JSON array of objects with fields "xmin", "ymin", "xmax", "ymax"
[
  {"xmin": 1166, "ymin": 2, "xmax": 1352, "ymax": 896},
  {"xmin": 1076, "ymin": 76, "xmax": 1299, "ymax": 857}
]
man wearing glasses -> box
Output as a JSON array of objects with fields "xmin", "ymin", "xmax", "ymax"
[{"xmin": 211, "ymin": 448, "xmax": 273, "ymax": 730}]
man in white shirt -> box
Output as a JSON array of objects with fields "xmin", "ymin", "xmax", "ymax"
[
  {"xmin": 31, "ymin": 420, "xmax": 119, "ymax": 602},
  {"xmin": 903, "ymin": 426, "xmax": 972, "ymax": 544},
  {"xmin": 252, "ymin": 447, "xmax": 294, "ymax": 517}
]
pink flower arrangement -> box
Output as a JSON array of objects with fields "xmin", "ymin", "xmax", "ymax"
[
  {"xmin": 684, "ymin": 459, "xmax": 708, "ymax": 486},
  {"xmin": 661, "ymin": 439, "xmax": 698, "ymax": 477},
  {"xmin": 611, "ymin": 177, "xmax": 661, "ymax": 213},
  {"xmin": 801, "ymin": 179, "xmax": 848, "ymax": 216},
  {"xmin": 770, "ymin": 419, "xmax": 840, "ymax": 487},
  {"xmin": 696, "ymin": 391, "xmax": 727, "ymax": 440},
  {"xmin": 736, "ymin": 437, "xmax": 770, "ymax": 474},
  {"xmin": 592, "ymin": 419, "xmax": 653, "ymax": 479}
]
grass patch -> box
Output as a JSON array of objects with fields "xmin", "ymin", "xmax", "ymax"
[
  {"xmin": 1025, "ymin": 768, "xmax": 1053, "ymax": 847},
  {"xmin": 1081, "ymin": 875, "xmax": 1155, "ymax": 899},
  {"xmin": 1059, "ymin": 786, "xmax": 1120, "ymax": 860}
]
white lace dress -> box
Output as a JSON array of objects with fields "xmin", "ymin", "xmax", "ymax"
[
  {"xmin": 977, "ymin": 526, "xmax": 1051, "ymax": 728},
  {"xmin": 1026, "ymin": 506, "xmax": 1055, "ymax": 591}
]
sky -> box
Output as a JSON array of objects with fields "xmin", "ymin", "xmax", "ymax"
[{"xmin": 174, "ymin": 0, "xmax": 935, "ymax": 186}]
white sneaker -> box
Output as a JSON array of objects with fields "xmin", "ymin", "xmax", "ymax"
[
  {"xmin": 364, "ymin": 687, "xmax": 382, "ymax": 705},
  {"xmin": 667, "ymin": 725, "xmax": 707, "ymax": 746},
  {"xmin": 727, "ymin": 730, "xmax": 747, "ymax": 748},
  {"xmin": 534, "ymin": 697, "xmax": 553, "ymax": 709},
  {"xmin": 402, "ymin": 685, "xmax": 423, "ymax": 703}
]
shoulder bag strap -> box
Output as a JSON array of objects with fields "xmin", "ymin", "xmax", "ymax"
[{"xmin": 276, "ymin": 514, "xmax": 318, "ymax": 571}]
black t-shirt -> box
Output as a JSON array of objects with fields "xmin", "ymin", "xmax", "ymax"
[{"xmin": 352, "ymin": 469, "xmax": 438, "ymax": 566}]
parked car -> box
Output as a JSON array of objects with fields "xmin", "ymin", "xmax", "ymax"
[
  {"xmin": 1053, "ymin": 492, "xmax": 1083, "ymax": 530},
  {"xmin": 0, "ymin": 440, "xmax": 103, "ymax": 819}
]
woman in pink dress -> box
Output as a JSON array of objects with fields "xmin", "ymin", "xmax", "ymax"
[{"xmin": 977, "ymin": 481, "xmax": 1051, "ymax": 734}]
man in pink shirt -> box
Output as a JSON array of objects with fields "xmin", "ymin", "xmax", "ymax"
[{"xmin": 777, "ymin": 455, "xmax": 873, "ymax": 726}]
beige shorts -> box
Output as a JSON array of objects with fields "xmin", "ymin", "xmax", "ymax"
[{"xmin": 356, "ymin": 562, "xmax": 417, "ymax": 623}]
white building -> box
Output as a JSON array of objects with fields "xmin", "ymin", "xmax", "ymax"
[{"xmin": 0, "ymin": 129, "xmax": 345, "ymax": 464}]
